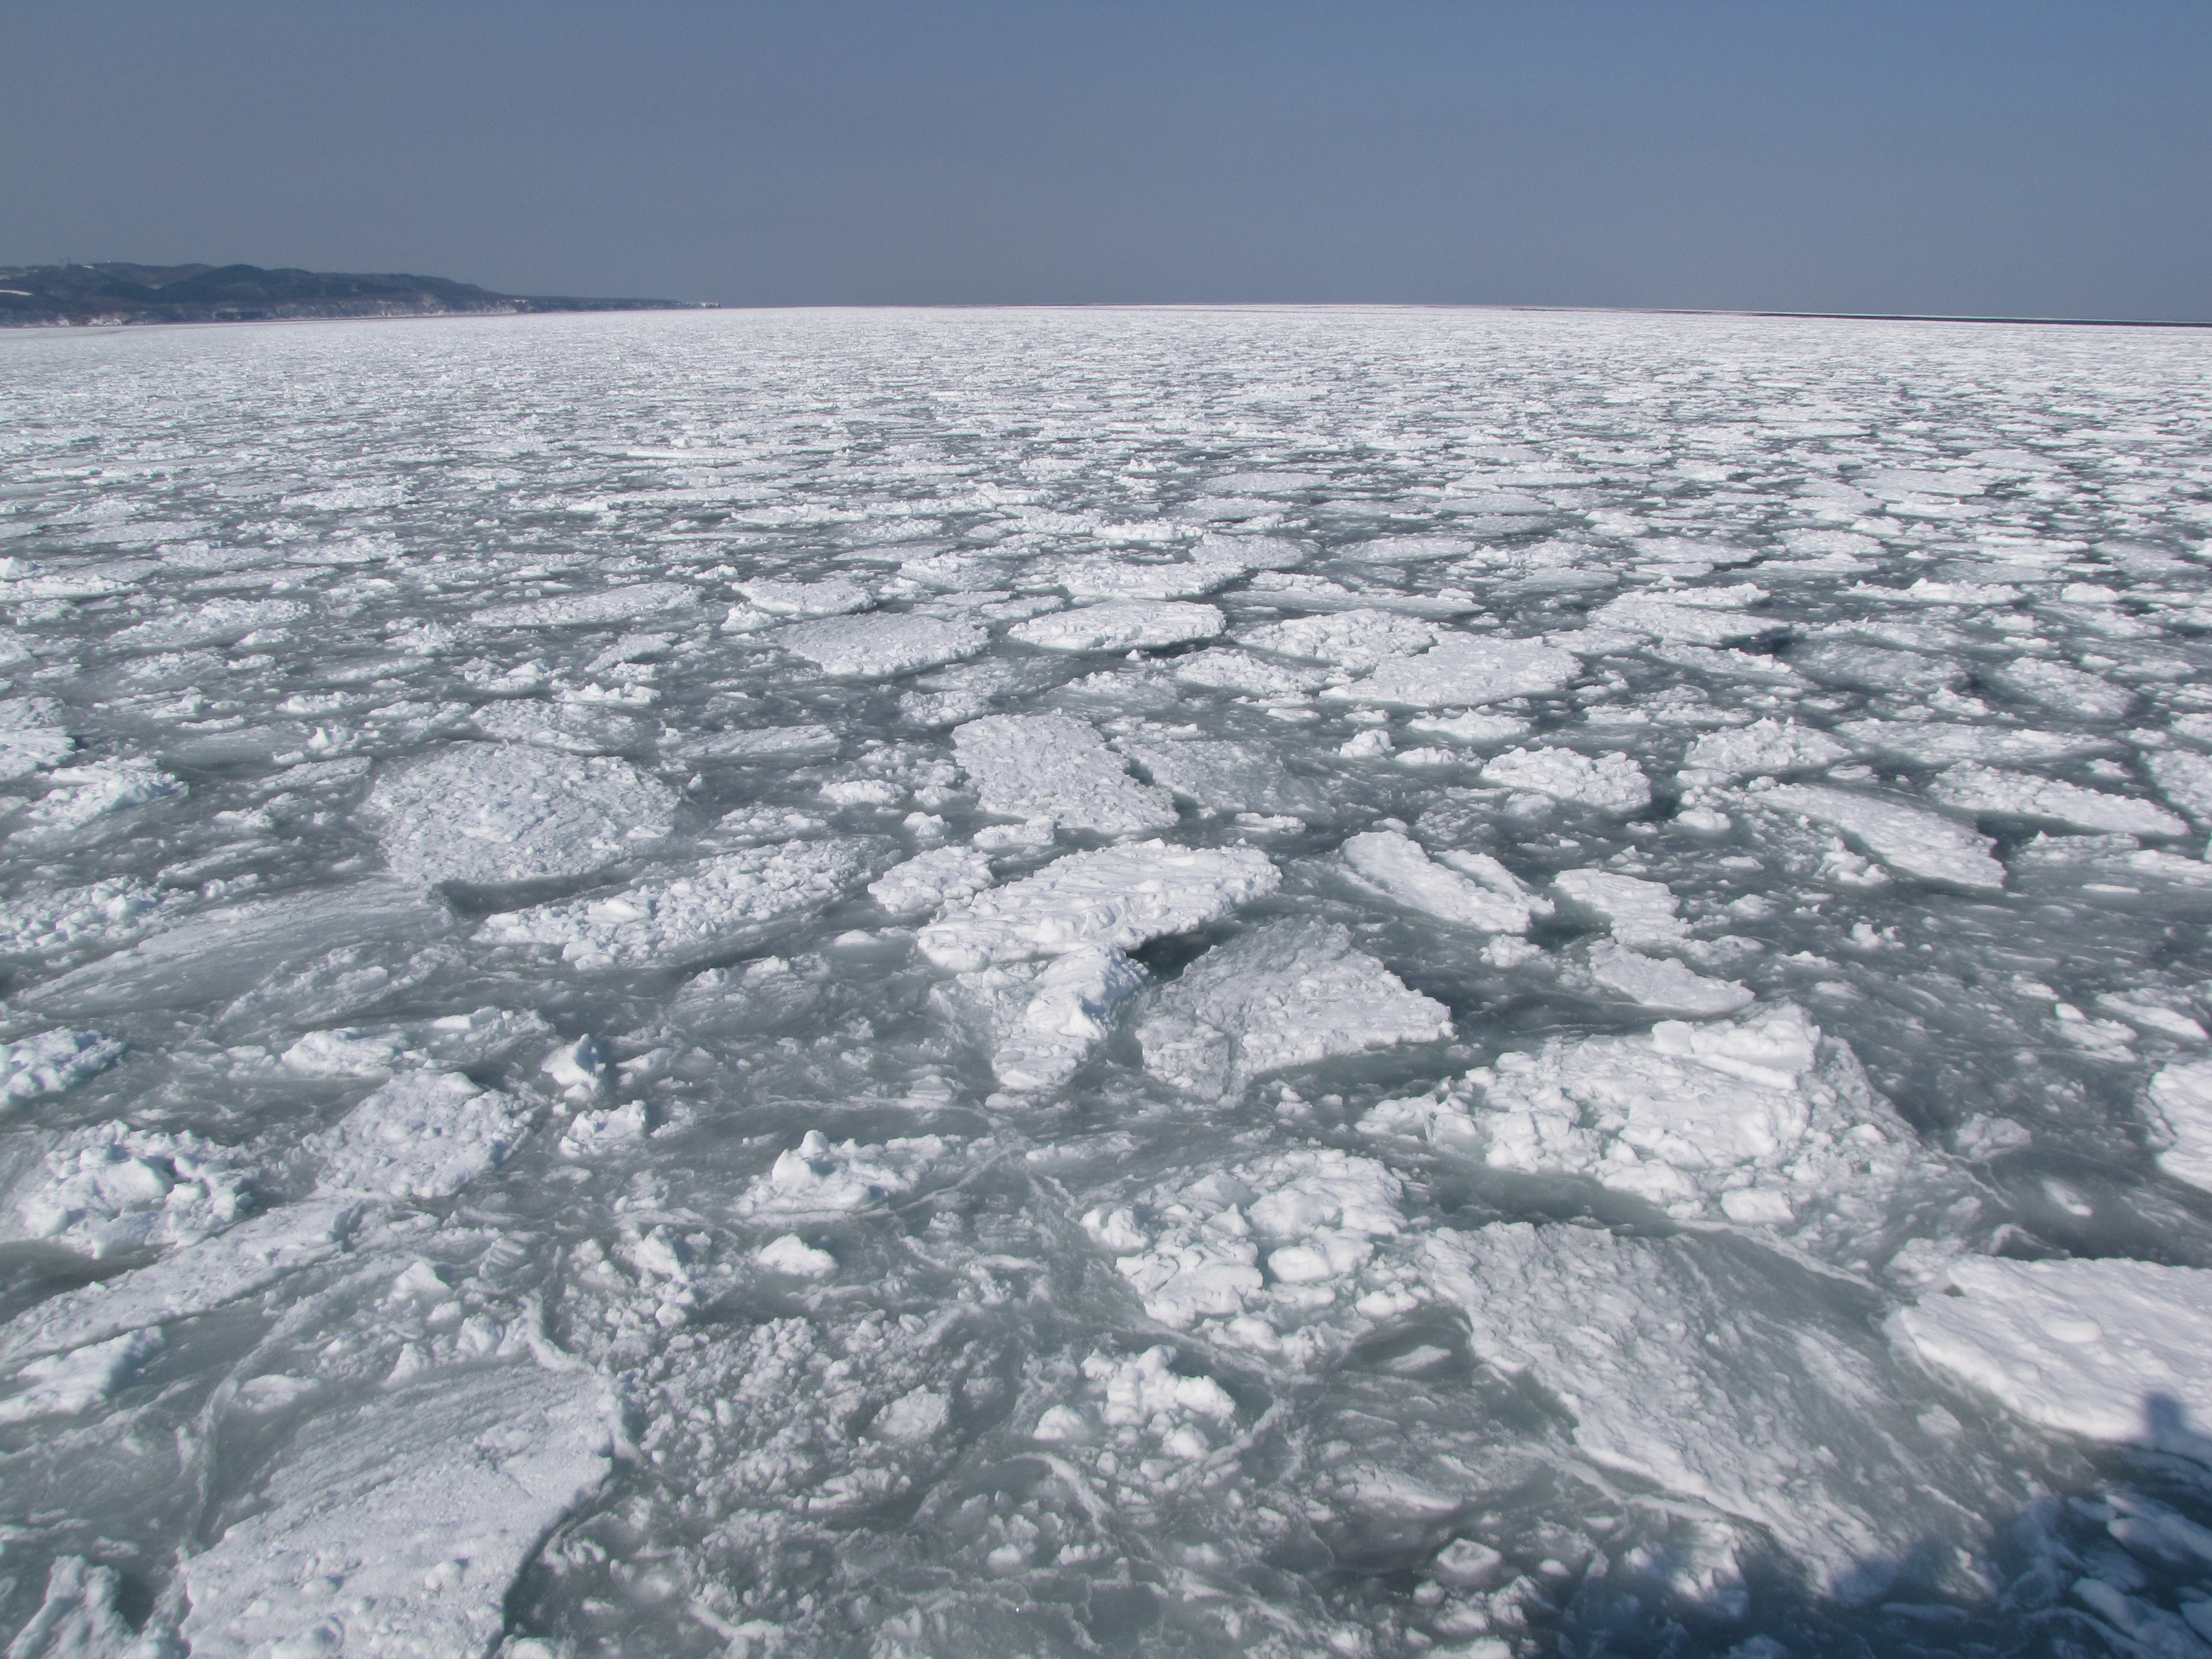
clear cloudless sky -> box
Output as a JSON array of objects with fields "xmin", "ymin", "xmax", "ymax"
[{"xmin": 5, "ymin": 0, "xmax": 2209, "ymax": 319}]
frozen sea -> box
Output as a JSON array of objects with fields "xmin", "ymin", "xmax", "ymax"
[{"xmin": 2, "ymin": 306, "xmax": 2212, "ymax": 1658}]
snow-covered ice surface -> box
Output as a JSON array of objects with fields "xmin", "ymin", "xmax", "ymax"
[{"xmin": 4, "ymin": 307, "xmax": 2212, "ymax": 1657}]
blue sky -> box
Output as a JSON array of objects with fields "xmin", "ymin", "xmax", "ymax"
[{"xmin": 5, "ymin": 1, "xmax": 2207, "ymax": 318}]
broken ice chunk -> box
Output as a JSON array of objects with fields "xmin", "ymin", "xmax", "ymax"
[
  {"xmin": 2148, "ymin": 748, "xmax": 2212, "ymax": 826},
  {"xmin": 1894, "ymin": 1256, "xmax": 2212, "ymax": 1450},
  {"xmin": 9, "ymin": 1124, "xmax": 251, "ymax": 1257},
  {"xmin": 476, "ymin": 840, "xmax": 879, "ymax": 968},
  {"xmin": 735, "ymin": 1129, "xmax": 949, "ymax": 1219},
  {"xmin": 1082, "ymin": 1149, "xmax": 1415, "ymax": 1369},
  {"xmin": 1679, "ymin": 718, "xmax": 1849, "ymax": 786},
  {"xmin": 310, "ymin": 1071, "xmax": 532, "ymax": 1201},
  {"xmin": 1552, "ymin": 868, "xmax": 1686, "ymax": 949},
  {"xmin": 953, "ymin": 712, "xmax": 1177, "ymax": 835},
  {"xmin": 1342, "ymin": 830, "xmax": 1544, "ymax": 934},
  {"xmin": 737, "ymin": 577, "xmax": 871, "ymax": 617},
  {"xmin": 1009, "ymin": 599, "xmax": 1224, "ymax": 652},
  {"xmin": 869, "ymin": 845, "xmax": 995, "ymax": 914},
  {"xmin": 0, "ymin": 1028, "xmax": 124, "ymax": 1107},
  {"xmin": 2146, "ymin": 1059, "xmax": 2212, "ymax": 1193},
  {"xmin": 1988, "ymin": 655, "xmax": 2134, "ymax": 720},
  {"xmin": 474, "ymin": 581, "xmax": 699, "ymax": 628},
  {"xmin": 1480, "ymin": 747, "xmax": 1651, "ymax": 813},
  {"xmin": 773, "ymin": 614, "xmax": 987, "ymax": 677},
  {"xmin": 1170, "ymin": 648, "xmax": 1333, "ymax": 697},
  {"xmin": 363, "ymin": 743, "xmax": 679, "ymax": 887},
  {"xmin": 1748, "ymin": 783, "xmax": 2005, "ymax": 891},
  {"xmin": 1324, "ymin": 635, "xmax": 1579, "ymax": 709},
  {"xmin": 990, "ymin": 943, "xmax": 1150, "ymax": 1092},
  {"xmin": 1239, "ymin": 608, "xmax": 1436, "ymax": 671},
  {"xmin": 178, "ymin": 1366, "xmax": 614, "ymax": 1659},
  {"xmin": 1137, "ymin": 919, "xmax": 1451, "ymax": 1099},
  {"xmin": 1926, "ymin": 763, "xmax": 2184, "ymax": 837},
  {"xmin": 1581, "ymin": 940, "xmax": 1754, "ymax": 1017}
]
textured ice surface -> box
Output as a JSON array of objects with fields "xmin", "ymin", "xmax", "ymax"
[
  {"xmin": 951, "ymin": 712, "xmax": 1177, "ymax": 834},
  {"xmin": 364, "ymin": 743, "xmax": 679, "ymax": 886},
  {"xmin": 8, "ymin": 306, "xmax": 2212, "ymax": 1657},
  {"xmin": 1136, "ymin": 919, "xmax": 1452, "ymax": 1098},
  {"xmin": 1895, "ymin": 1257, "xmax": 2212, "ymax": 1446},
  {"xmin": 1008, "ymin": 598, "xmax": 1224, "ymax": 652}
]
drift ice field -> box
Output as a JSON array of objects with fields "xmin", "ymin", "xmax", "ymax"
[{"xmin": 2, "ymin": 306, "xmax": 2211, "ymax": 1658}]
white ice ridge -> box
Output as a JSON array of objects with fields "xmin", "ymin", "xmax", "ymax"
[
  {"xmin": 1481, "ymin": 746, "xmax": 1652, "ymax": 813},
  {"xmin": 1552, "ymin": 868, "xmax": 1687, "ymax": 948},
  {"xmin": 1136, "ymin": 919, "xmax": 1452, "ymax": 1099},
  {"xmin": 1239, "ymin": 608, "xmax": 1436, "ymax": 671},
  {"xmin": 1835, "ymin": 719, "xmax": 2110, "ymax": 767},
  {"xmin": 1370, "ymin": 1004, "xmax": 1902, "ymax": 1227},
  {"xmin": 735, "ymin": 1129, "xmax": 950, "ymax": 1219},
  {"xmin": 772, "ymin": 613, "xmax": 987, "ymax": 677},
  {"xmin": 1009, "ymin": 600, "xmax": 1224, "ymax": 652},
  {"xmin": 475, "ymin": 839, "xmax": 879, "ymax": 968},
  {"xmin": 364, "ymin": 743, "xmax": 679, "ymax": 887},
  {"xmin": 952, "ymin": 712, "xmax": 1176, "ymax": 834},
  {"xmin": 0, "ymin": 1327, "xmax": 163, "ymax": 1426},
  {"xmin": 1747, "ymin": 783, "xmax": 2006, "ymax": 891},
  {"xmin": 1894, "ymin": 1256, "xmax": 2212, "ymax": 1449},
  {"xmin": 310, "ymin": 1071, "xmax": 533, "ymax": 1201},
  {"xmin": 1341, "ymin": 829, "xmax": 1547, "ymax": 934},
  {"xmin": 1678, "ymin": 718, "xmax": 1849, "ymax": 786},
  {"xmin": 1081, "ymin": 1148, "xmax": 1421, "ymax": 1369},
  {"xmin": 0, "ymin": 1028, "xmax": 124, "ymax": 1107},
  {"xmin": 1325, "ymin": 634, "xmax": 1580, "ymax": 708},
  {"xmin": 179, "ymin": 1366, "xmax": 615, "ymax": 1659},
  {"xmin": 868, "ymin": 845, "xmax": 995, "ymax": 914},
  {"xmin": 1423, "ymin": 1223, "xmax": 1989, "ymax": 1602},
  {"xmin": 2146, "ymin": 1059, "xmax": 2212, "ymax": 1191},
  {"xmin": 474, "ymin": 580, "xmax": 700, "ymax": 629},
  {"xmin": 1926, "ymin": 763, "xmax": 2186, "ymax": 837}
]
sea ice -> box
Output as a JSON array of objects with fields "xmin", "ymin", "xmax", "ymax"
[
  {"xmin": 1746, "ymin": 783, "xmax": 2006, "ymax": 890},
  {"xmin": 773, "ymin": 614, "xmax": 987, "ymax": 677},
  {"xmin": 1008, "ymin": 599, "xmax": 1223, "ymax": 652},
  {"xmin": 1325, "ymin": 635, "xmax": 1580, "ymax": 708},
  {"xmin": 951, "ymin": 712, "xmax": 1177, "ymax": 834},
  {"xmin": 1341, "ymin": 829, "xmax": 1545, "ymax": 934},
  {"xmin": 179, "ymin": 1365, "xmax": 615, "ymax": 1659},
  {"xmin": 1895, "ymin": 1256, "xmax": 2212, "ymax": 1448},
  {"xmin": 2145, "ymin": 1059, "xmax": 2212, "ymax": 1191},
  {"xmin": 310, "ymin": 1071, "xmax": 533, "ymax": 1201},
  {"xmin": 1480, "ymin": 746, "xmax": 1651, "ymax": 813},
  {"xmin": 476, "ymin": 839, "xmax": 879, "ymax": 967},
  {"xmin": 1926, "ymin": 762, "xmax": 2187, "ymax": 837},
  {"xmin": 1136, "ymin": 919, "xmax": 1452, "ymax": 1098},
  {"xmin": 364, "ymin": 743, "xmax": 679, "ymax": 886}
]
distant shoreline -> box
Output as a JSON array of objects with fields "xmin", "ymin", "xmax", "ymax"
[{"xmin": 0, "ymin": 261, "xmax": 710, "ymax": 329}]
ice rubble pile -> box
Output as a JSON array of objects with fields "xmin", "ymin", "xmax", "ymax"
[{"xmin": 3, "ymin": 305, "xmax": 2212, "ymax": 1656}]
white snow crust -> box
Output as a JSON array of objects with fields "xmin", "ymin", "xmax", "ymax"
[
  {"xmin": 1008, "ymin": 600, "xmax": 1224, "ymax": 652},
  {"xmin": 1325, "ymin": 635, "xmax": 1580, "ymax": 708},
  {"xmin": 773, "ymin": 614, "xmax": 986, "ymax": 676}
]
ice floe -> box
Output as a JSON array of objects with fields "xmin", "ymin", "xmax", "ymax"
[{"xmin": 364, "ymin": 743, "xmax": 678, "ymax": 886}]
